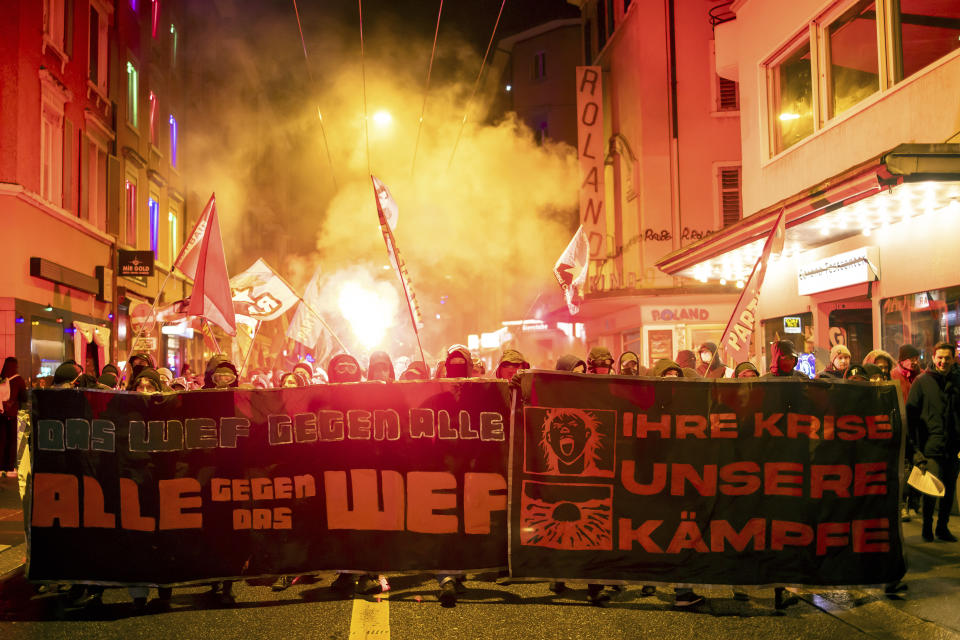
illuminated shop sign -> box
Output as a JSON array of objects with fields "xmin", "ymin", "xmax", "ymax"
[
  {"xmin": 797, "ymin": 247, "xmax": 878, "ymax": 295},
  {"xmin": 783, "ymin": 316, "xmax": 802, "ymax": 333}
]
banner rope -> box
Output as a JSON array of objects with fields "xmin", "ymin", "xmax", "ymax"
[
  {"xmin": 447, "ymin": 0, "xmax": 507, "ymax": 170},
  {"xmin": 359, "ymin": 0, "xmax": 371, "ymax": 175},
  {"xmin": 410, "ymin": 0, "xmax": 444, "ymax": 177}
]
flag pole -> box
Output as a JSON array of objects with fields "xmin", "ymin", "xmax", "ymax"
[
  {"xmin": 202, "ymin": 318, "xmax": 223, "ymax": 355},
  {"xmin": 369, "ymin": 176, "xmax": 427, "ymax": 367},
  {"xmin": 257, "ymin": 259, "xmax": 352, "ymax": 356},
  {"xmin": 238, "ymin": 319, "xmax": 261, "ymax": 380},
  {"xmin": 125, "ymin": 266, "xmax": 175, "ymax": 363}
]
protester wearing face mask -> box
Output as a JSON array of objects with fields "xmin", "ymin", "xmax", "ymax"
[
  {"xmin": 695, "ymin": 342, "xmax": 732, "ymax": 378},
  {"xmin": 586, "ymin": 347, "xmax": 614, "ymax": 375}
]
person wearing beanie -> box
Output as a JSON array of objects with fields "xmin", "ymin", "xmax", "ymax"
[
  {"xmin": 97, "ymin": 372, "xmax": 119, "ymax": 389},
  {"xmin": 101, "ymin": 363, "xmax": 120, "ymax": 377},
  {"xmin": 763, "ymin": 340, "xmax": 808, "ymax": 378},
  {"xmin": 495, "ymin": 349, "xmax": 529, "ymax": 380},
  {"xmin": 652, "ymin": 358, "xmax": 684, "ymax": 378},
  {"xmin": 818, "ymin": 344, "xmax": 852, "ymax": 379},
  {"xmin": 442, "ymin": 345, "xmax": 473, "ymax": 379},
  {"xmin": 861, "ymin": 363, "xmax": 886, "ymax": 382},
  {"xmin": 695, "ymin": 341, "xmax": 732, "ymax": 378},
  {"xmin": 618, "ymin": 351, "xmax": 641, "ymax": 376},
  {"xmin": 293, "ymin": 361, "xmax": 314, "ymax": 384},
  {"xmin": 53, "ymin": 362, "xmax": 82, "ymax": 386},
  {"xmin": 843, "ymin": 365, "xmax": 870, "ymax": 381},
  {"xmin": 586, "ymin": 346, "xmax": 614, "ymax": 374},
  {"xmin": 157, "ymin": 368, "xmax": 174, "ymax": 386},
  {"xmin": 675, "ymin": 350, "xmax": 697, "ymax": 371},
  {"xmin": 734, "ymin": 362, "xmax": 759, "ymax": 378},
  {"xmin": 555, "ymin": 354, "xmax": 586, "ymax": 373},
  {"xmin": 132, "ymin": 368, "xmax": 164, "ymax": 394},
  {"xmin": 327, "ymin": 354, "xmax": 363, "ymax": 383},
  {"xmin": 892, "ymin": 344, "xmax": 922, "ymax": 404}
]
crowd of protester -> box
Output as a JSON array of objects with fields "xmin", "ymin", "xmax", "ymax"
[{"xmin": 1, "ymin": 335, "xmax": 957, "ymax": 612}]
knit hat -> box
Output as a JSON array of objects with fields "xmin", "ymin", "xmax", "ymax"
[
  {"xmin": 830, "ymin": 344, "xmax": 851, "ymax": 361},
  {"xmin": 132, "ymin": 367, "xmax": 164, "ymax": 392},
  {"xmin": 898, "ymin": 344, "xmax": 920, "ymax": 361},
  {"xmin": 53, "ymin": 362, "xmax": 82, "ymax": 385},
  {"xmin": 98, "ymin": 372, "xmax": 119, "ymax": 388},
  {"xmin": 496, "ymin": 349, "xmax": 530, "ymax": 378},
  {"xmin": 733, "ymin": 361, "xmax": 759, "ymax": 377}
]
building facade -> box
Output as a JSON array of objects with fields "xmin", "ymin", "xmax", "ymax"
[
  {"xmin": 657, "ymin": 0, "xmax": 960, "ymax": 372},
  {"xmin": 555, "ymin": 0, "xmax": 744, "ymax": 369},
  {"xmin": 0, "ymin": 0, "xmax": 197, "ymax": 384}
]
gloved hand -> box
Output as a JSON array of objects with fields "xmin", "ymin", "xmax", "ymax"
[
  {"xmin": 912, "ymin": 451, "xmax": 927, "ymax": 473},
  {"xmin": 508, "ymin": 371, "xmax": 523, "ymax": 393}
]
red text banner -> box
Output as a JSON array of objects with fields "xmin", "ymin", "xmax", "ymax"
[{"xmin": 509, "ymin": 372, "xmax": 906, "ymax": 586}]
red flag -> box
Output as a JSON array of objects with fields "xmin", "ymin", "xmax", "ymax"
[
  {"xmin": 719, "ymin": 208, "xmax": 787, "ymax": 364},
  {"xmin": 173, "ymin": 194, "xmax": 215, "ymax": 280},
  {"xmin": 185, "ymin": 195, "xmax": 236, "ymax": 335}
]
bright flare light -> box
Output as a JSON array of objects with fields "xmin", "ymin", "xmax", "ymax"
[
  {"xmin": 372, "ymin": 110, "xmax": 392, "ymax": 127},
  {"xmin": 338, "ymin": 281, "xmax": 394, "ymax": 349}
]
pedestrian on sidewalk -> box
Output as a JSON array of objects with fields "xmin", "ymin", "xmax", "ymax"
[{"xmin": 1, "ymin": 357, "xmax": 28, "ymax": 476}]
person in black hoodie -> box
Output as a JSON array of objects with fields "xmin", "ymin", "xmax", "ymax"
[
  {"xmin": 327, "ymin": 353, "xmax": 363, "ymax": 383},
  {"xmin": 203, "ymin": 355, "xmax": 239, "ymax": 389},
  {"xmin": 906, "ymin": 341, "xmax": 960, "ymax": 542},
  {"xmin": 367, "ymin": 351, "xmax": 395, "ymax": 382},
  {"xmin": 618, "ymin": 351, "xmax": 641, "ymax": 376},
  {"xmin": 696, "ymin": 341, "xmax": 731, "ymax": 378},
  {"xmin": 125, "ymin": 352, "xmax": 156, "ymax": 390},
  {"xmin": 555, "ymin": 354, "xmax": 586, "ymax": 373}
]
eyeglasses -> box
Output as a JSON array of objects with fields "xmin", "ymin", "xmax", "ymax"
[{"xmin": 334, "ymin": 362, "xmax": 358, "ymax": 374}]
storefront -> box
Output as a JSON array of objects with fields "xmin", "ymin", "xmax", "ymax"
[
  {"xmin": 10, "ymin": 299, "xmax": 111, "ymax": 383},
  {"xmin": 656, "ymin": 144, "xmax": 960, "ymax": 373}
]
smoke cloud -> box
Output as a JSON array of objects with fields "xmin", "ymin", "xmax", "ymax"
[{"xmin": 185, "ymin": 4, "xmax": 578, "ymax": 361}]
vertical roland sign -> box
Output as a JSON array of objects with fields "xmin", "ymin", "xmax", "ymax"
[{"xmin": 576, "ymin": 66, "xmax": 605, "ymax": 260}]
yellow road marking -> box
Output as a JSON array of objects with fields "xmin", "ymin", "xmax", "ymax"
[{"xmin": 349, "ymin": 593, "xmax": 390, "ymax": 639}]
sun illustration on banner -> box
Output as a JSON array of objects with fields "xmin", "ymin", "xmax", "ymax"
[{"xmin": 520, "ymin": 484, "xmax": 613, "ymax": 551}]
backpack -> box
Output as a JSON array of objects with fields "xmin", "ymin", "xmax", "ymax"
[{"xmin": 0, "ymin": 377, "xmax": 9, "ymax": 404}]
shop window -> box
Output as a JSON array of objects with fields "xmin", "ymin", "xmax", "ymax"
[
  {"xmin": 763, "ymin": 312, "xmax": 815, "ymax": 377},
  {"xmin": 896, "ymin": 0, "xmax": 960, "ymax": 81},
  {"xmin": 767, "ymin": 37, "xmax": 814, "ymax": 154},
  {"xmin": 882, "ymin": 286, "xmax": 960, "ymax": 368},
  {"xmin": 826, "ymin": 0, "xmax": 879, "ymax": 119},
  {"xmin": 622, "ymin": 329, "xmax": 642, "ymax": 357},
  {"xmin": 31, "ymin": 317, "xmax": 67, "ymax": 379},
  {"xmin": 827, "ymin": 307, "xmax": 873, "ymax": 366}
]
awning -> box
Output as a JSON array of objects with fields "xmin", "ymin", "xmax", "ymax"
[{"xmin": 656, "ymin": 144, "xmax": 960, "ymax": 281}]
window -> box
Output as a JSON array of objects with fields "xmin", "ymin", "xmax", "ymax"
[
  {"xmin": 43, "ymin": 0, "xmax": 67, "ymax": 52},
  {"xmin": 762, "ymin": 312, "xmax": 815, "ymax": 377},
  {"xmin": 767, "ymin": 37, "xmax": 814, "ymax": 154},
  {"xmin": 81, "ymin": 133, "xmax": 108, "ymax": 231},
  {"xmin": 825, "ymin": 0, "xmax": 879, "ymax": 119},
  {"xmin": 882, "ymin": 287, "xmax": 960, "ymax": 368},
  {"xmin": 126, "ymin": 61, "xmax": 139, "ymax": 126},
  {"xmin": 170, "ymin": 23, "xmax": 178, "ymax": 67},
  {"xmin": 169, "ymin": 114, "xmax": 178, "ymax": 168},
  {"xmin": 717, "ymin": 165, "xmax": 742, "ymax": 227},
  {"xmin": 124, "ymin": 172, "xmax": 138, "ymax": 246},
  {"xmin": 896, "ymin": 0, "xmax": 960, "ymax": 81},
  {"xmin": 40, "ymin": 74, "xmax": 68, "ymax": 207},
  {"xmin": 88, "ymin": 6, "xmax": 108, "ymax": 93},
  {"xmin": 168, "ymin": 207, "xmax": 179, "ymax": 265},
  {"xmin": 717, "ymin": 77, "xmax": 739, "ymax": 111},
  {"xmin": 148, "ymin": 195, "xmax": 160, "ymax": 258},
  {"xmin": 149, "ymin": 91, "xmax": 159, "ymax": 146},
  {"xmin": 532, "ymin": 51, "xmax": 546, "ymax": 80},
  {"xmin": 151, "ymin": 0, "xmax": 160, "ymax": 38}
]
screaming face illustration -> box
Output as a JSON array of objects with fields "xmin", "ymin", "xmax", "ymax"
[{"xmin": 538, "ymin": 408, "xmax": 607, "ymax": 476}]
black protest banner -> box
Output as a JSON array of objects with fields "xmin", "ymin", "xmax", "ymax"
[
  {"xmin": 27, "ymin": 381, "xmax": 510, "ymax": 585},
  {"xmin": 509, "ymin": 372, "xmax": 906, "ymax": 586}
]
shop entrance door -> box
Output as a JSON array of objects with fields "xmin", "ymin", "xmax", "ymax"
[
  {"xmin": 642, "ymin": 325, "xmax": 676, "ymax": 370},
  {"xmin": 825, "ymin": 301, "xmax": 873, "ymax": 365}
]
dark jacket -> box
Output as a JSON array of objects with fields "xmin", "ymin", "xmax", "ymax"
[
  {"xmin": 328, "ymin": 354, "xmax": 362, "ymax": 383},
  {"xmin": 763, "ymin": 340, "xmax": 808, "ymax": 378},
  {"xmin": 695, "ymin": 341, "xmax": 727, "ymax": 378},
  {"xmin": 906, "ymin": 365, "xmax": 960, "ymax": 458},
  {"xmin": 652, "ymin": 359, "xmax": 683, "ymax": 377},
  {"xmin": 555, "ymin": 354, "xmax": 586, "ymax": 372},
  {"xmin": 203, "ymin": 356, "xmax": 239, "ymax": 389},
  {"xmin": 368, "ymin": 351, "xmax": 396, "ymax": 381}
]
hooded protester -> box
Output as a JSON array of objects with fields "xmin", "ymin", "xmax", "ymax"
[
  {"xmin": 696, "ymin": 342, "xmax": 731, "ymax": 378},
  {"xmin": 442, "ymin": 345, "xmax": 473, "ymax": 379},
  {"xmin": 400, "ymin": 361, "xmax": 430, "ymax": 381},
  {"xmin": 763, "ymin": 340, "xmax": 808, "ymax": 378},
  {"xmin": 555, "ymin": 354, "xmax": 587, "ymax": 373},
  {"xmin": 495, "ymin": 349, "xmax": 530, "ymax": 380},
  {"xmin": 652, "ymin": 358, "xmax": 684, "ymax": 378},
  {"xmin": 327, "ymin": 354, "xmax": 363, "ymax": 383},
  {"xmin": 675, "ymin": 350, "xmax": 698, "ymax": 371},
  {"xmin": 132, "ymin": 368, "xmax": 164, "ymax": 394},
  {"xmin": 618, "ymin": 351, "xmax": 641, "ymax": 376},
  {"xmin": 734, "ymin": 362, "xmax": 760, "ymax": 378},
  {"xmin": 293, "ymin": 361, "xmax": 314, "ymax": 385},
  {"xmin": 472, "ymin": 358, "xmax": 486, "ymax": 376},
  {"xmin": 203, "ymin": 355, "xmax": 239, "ymax": 389},
  {"xmin": 367, "ymin": 351, "xmax": 396, "ymax": 382},
  {"xmin": 170, "ymin": 377, "xmax": 189, "ymax": 391},
  {"xmin": 843, "ymin": 365, "xmax": 870, "ymax": 381},
  {"xmin": 862, "ymin": 363, "xmax": 886, "ymax": 382},
  {"xmin": 53, "ymin": 362, "xmax": 83, "ymax": 386},
  {"xmin": 892, "ymin": 344, "xmax": 922, "ymax": 404},
  {"xmin": 97, "ymin": 372, "xmax": 119, "ymax": 389},
  {"xmin": 586, "ymin": 346, "xmax": 614, "ymax": 374},
  {"xmin": 279, "ymin": 372, "xmax": 305, "ymax": 388},
  {"xmin": 863, "ymin": 349, "xmax": 895, "ymax": 379},
  {"xmin": 125, "ymin": 352, "xmax": 156, "ymax": 390},
  {"xmin": 818, "ymin": 344, "xmax": 852, "ymax": 379}
]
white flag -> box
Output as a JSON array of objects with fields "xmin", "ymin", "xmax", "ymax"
[
  {"xmin": 229, "ymin": 258, "xmax": 300, "ymax": 321},
  {"xmin": 553, "ymin": 225, "xmax": 589, "ymax": 315},
  {"xmin": 286, "ymin": 268, "xmax": 325, "ymax": 348}
]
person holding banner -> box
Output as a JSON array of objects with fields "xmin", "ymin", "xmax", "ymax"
[
  {"xmin": 763, "ymin": 341, "xmax": 809, "ymax": 379},
  {"xmin": 696, "ymin": 342, "xmax": 732, "ymax": 378},
  {"xmin": 617, "ymin": 351, "xmax": 641, "ymax": 376}
]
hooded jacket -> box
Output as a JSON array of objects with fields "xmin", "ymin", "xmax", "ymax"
[
  {"xmin": 618, "ymin": 351, "xmax": 641, "ymax": 376},
  {"xmin": 555, "ymin": 354, "xmax": 586, "ymax": 373},
  {"xmin": 443, "ymin": 346, "xmax": 473, "ymax": 379},
  {"xmin": 328, "ymin": 354, "xmax": 362, "ymax": 383},
  {"xmin": 733, "ymin": 362, "xmax": 759, "ymax": 378},
  {"xmin": 496, "ymin": 349, "xmax": 530, "ymax": 378},
  {"xmin": 203, "ymin": 355, "xmax": 239, "ymax": 389},
  {"xmin": 587, "ymin": 346, "xmax": 614, "ymax": 370},
  {"xmin": 652, "ymin": 358, "xmax": 683, "ymax": 377},
  {"xmin": 401, "ymin": 361, "xmax": 430, "ymax": 380},
  {"xmin": 906, "ymin": 364, "xmax": 960, "ymax": 458},
  {"xmin": 132, "ymin": 368, "xmax": 165, "ymax": 393},
  {"xmin": 764, "ymin": 340, "xmax": 808, "ymax": 378},
  {"xmin": 367, "ymin": 351, "xmax": 396, "ymax": 381},
  {"xmin": 126, "ymin": 352, "xmax": 157, "ymax": 390},
  {"xmin": 695, "ymin": 342, "xmax": 727, "ymax": 378},
  {"xmin": 675, "ymin": 350, "xmax": 697, "ymax": 371}
]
